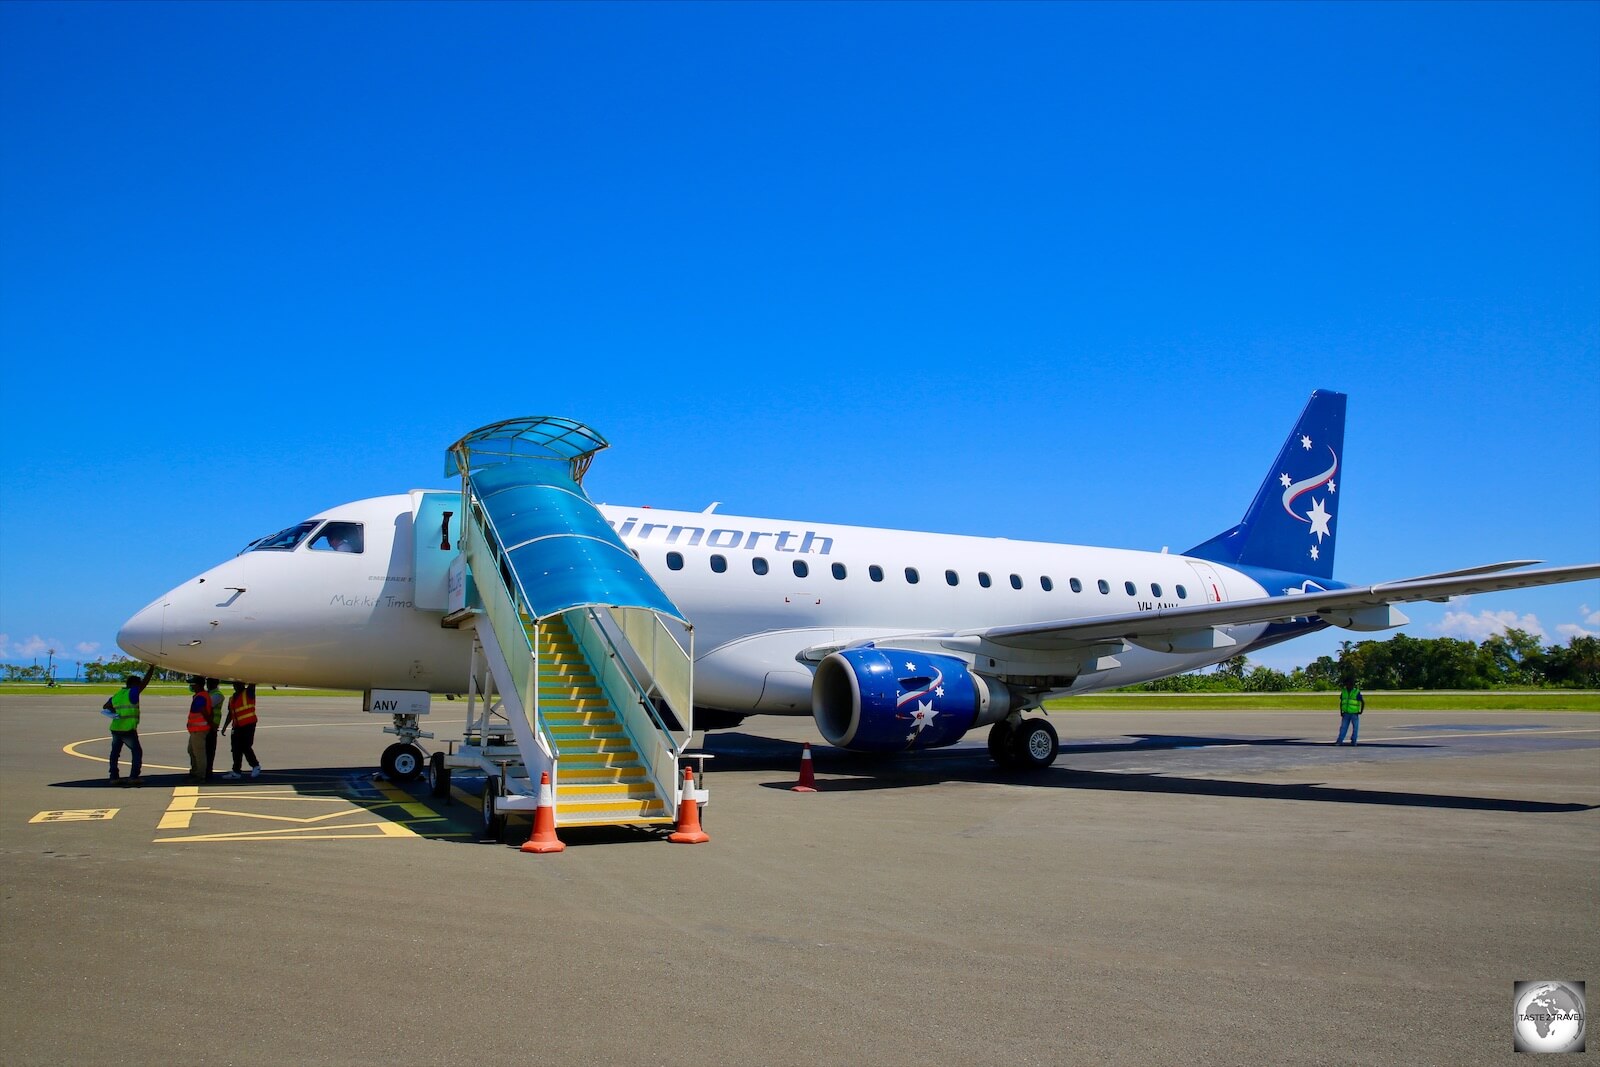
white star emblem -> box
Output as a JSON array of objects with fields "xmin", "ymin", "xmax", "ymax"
[
  {"xmin": 906, "ymin": 700, "xmax": 938, "ymax": 739},
  {"xmin": 1279, "ymin": 473, "xmax": 1291, "ymax": 488},
  {"xmin": 935, "ymin": 685, "xmax": 945, "ymax": 698},
  {"xmin": 1300, "ymin": 435, "xmax": 1313, "ymax": 450},
  {"xmin": 1310, "ymin": 545, "xmax": 1320, "ymax": 561},
  {"xmin": 904, "ymin": 661, "xmax": 916, "ymax": 671},
  {"xmin": 1327, "ymin": 479, "xmax": 1336, "ymax": 494},
  {"xmin": 1306, "ymin": 497, "xmax": 1333, "ymax": 542}
]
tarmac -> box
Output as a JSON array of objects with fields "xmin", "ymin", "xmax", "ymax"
[{"xmin": 2, "ymin": 692, "xmax": 1596, "ymax": 1066}]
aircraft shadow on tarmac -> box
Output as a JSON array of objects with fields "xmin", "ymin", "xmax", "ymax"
[{"xmin": 711, "ymin": 732, "xmax": 1598, "ymax": 815}]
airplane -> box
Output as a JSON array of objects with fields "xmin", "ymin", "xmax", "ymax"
[{"xmin": 117, "ymin": 390, "xmax": 1600, "ymax": 783}]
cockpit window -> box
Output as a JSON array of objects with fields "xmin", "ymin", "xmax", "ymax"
[
  {"xmin": 245, "ymin": 521, "xmax": 319, "ymax": 553},
  {"xmin": 308, "ymin": 521, "xmax": 364, "ymax": 553}
]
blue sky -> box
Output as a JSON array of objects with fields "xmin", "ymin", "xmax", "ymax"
[{"xmin": 2, "ymin": 1, "xmax": 1597, "ymax": 677}]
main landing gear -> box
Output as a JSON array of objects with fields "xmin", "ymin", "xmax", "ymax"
[{"xmin": 987, "ymin": 716, "xmax": 1059, "ymax": 771}]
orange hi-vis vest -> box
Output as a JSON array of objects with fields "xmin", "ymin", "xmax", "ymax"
[
  {"xmin": 229, "ymin": 692, "xmax": 257, "ymax": 726},
  {"xmin": 187, "ymin": 694, "xmax": 212, "ymax": 734}
]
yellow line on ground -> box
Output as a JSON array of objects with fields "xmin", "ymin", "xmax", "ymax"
[{"xmin": 155, "ymin": 820, "xmax": 421, "ymax": 843}]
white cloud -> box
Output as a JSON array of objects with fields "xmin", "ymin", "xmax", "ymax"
[
  {"xmin": 1551, "ymin": 605, "xmax": 1599, "ymax": 641},
  {"xmin": 0, "ymin": 634, "xmax": 100, "ymax": 662},
  {"xmin": 1436, "ymin": 610, "xmax": 1545, "ymax": 642},
  {"xmin": 0, "ymin": 634, "xmax": 64, "ymax": 659}
]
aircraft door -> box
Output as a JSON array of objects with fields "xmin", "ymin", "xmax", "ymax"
[
  {"xmin": 410, "ymin": 490, "xmax": 460, "ymax": 611},
  {"xmin": 1187, "ymin": 561, "xmax": 1227, "ymax": 604}
]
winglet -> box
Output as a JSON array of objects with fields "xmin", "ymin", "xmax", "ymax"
[{"xmin": 1187, "ymin": 390, "xmax": 1346, "ymax": 581}]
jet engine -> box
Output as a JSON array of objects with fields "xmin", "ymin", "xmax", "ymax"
[{"xmin": 811, "ymin": 648, "xmax": 1016, "ymax": 752}]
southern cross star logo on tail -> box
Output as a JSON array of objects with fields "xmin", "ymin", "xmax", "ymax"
[{"xmin": 1280, "ymin": 437, "xmax": 1339, "ymax": 561}]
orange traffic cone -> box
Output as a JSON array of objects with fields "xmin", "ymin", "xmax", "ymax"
[
  {"xmin": 668, "ymin": 766, "xmax": 709, "ymax": 844},
  {"xmin": 790, "ymin": 742, "xmax": 818, "ymax": 792},
  {"xmin": 521, "ymin": 771, "xmax": 566, "ymax": 854}
]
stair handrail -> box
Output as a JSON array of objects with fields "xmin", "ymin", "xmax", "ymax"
[
  {"xmin": 577, "ymin": 606, "xmax": 688, "ymax": 749},
  {"xmin": 460, "ymin": 487, "xmax": 555, "ymax": 761}
]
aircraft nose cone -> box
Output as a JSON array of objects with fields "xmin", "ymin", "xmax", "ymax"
[{"xmin": 117, "ymin": 602, "xmax": 164, "ymax": 662}]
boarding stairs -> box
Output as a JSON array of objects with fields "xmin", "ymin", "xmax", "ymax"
[
  {"xmin": 439, "ymin": 417, "xmax": 696, "ymax": 836},
  {"xmin": 533, "ymin": 615, "xmax": 670, "ymax": 824}
]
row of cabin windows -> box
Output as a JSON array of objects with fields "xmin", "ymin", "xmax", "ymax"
[{"xmin": 662, "ymin": 551, "xmax": 1186, "ymax": 600}]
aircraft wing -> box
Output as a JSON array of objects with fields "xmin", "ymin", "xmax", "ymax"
[{"xmin": 953, "ymin": 562, "xmax": 1600, "ymax": 654}]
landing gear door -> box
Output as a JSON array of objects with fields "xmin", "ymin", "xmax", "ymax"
[{"xmin": 1187, "ymin": 561, "xmax": 1228, "ymax": 604}]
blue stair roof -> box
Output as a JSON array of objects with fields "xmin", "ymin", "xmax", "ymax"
[{"xmin": 454, "ymin": 420, "xmax": 684, "ymax": 624}]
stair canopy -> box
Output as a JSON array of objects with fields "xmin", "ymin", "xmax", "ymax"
[{"xmin": 447, "ymin": 417, "xmax": 684, "ymax": 624}]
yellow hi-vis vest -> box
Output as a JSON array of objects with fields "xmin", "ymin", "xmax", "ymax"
[
  {"xmin": 1339, "ymin": 688, "xmax": 1363, "ymax": 715},
  {"xmin": 109, "ymin": 688, "xmax": 139, "ymax": 732}
]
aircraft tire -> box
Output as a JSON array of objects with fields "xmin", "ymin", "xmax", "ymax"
[
  {"xmin": 482, "ymin": 777, "xmax": 505, "ymax": 841},
  {"xmin": 427, "ymin": 752, "xmax": 451, "ymax": 799},
  {"xmin": 1011, "ymin": 719, "xmax": 1059, "ymax": 770},
  {"xmin": 987, "ymin": 721, "xmax": 1017, "ymax": 767},
  {"xmin": 381, "ymin": 742, "xmax": 425, "ymax": 783}
]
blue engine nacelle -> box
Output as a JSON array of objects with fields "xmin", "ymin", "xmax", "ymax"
[{"xmin": 811, "ymin": 648, "xmax": 1016, "ymax": 753}]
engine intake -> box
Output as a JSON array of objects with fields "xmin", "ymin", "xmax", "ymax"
[{"xmin": 812, "ymin": 648, "xmax": 1015, "ymax": 752}]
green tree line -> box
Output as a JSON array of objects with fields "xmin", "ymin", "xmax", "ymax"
[
  {"xmin": 1, "ymin": 657, "xmax": 186, "ymax": 684},
  {"xmin": 1127, "ymin": 630, "xmax": 1599, "ymax": 693}
]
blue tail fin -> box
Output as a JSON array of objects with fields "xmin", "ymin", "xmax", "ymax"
[{"xmin": 1186, "ymin": 390, "xmax": 1347, "ymax": 581}]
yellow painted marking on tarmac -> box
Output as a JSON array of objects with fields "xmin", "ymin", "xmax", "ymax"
[
  {"xmin": 157, "ymin": 820, "xmax": 422, "ymax": 843},
  {"xmin": 154, "ymin": 782, "xmax": 449, "ymax": 843},
  {"xmin": 31, "ymin": 808, "xmax": 118, "ymax": 823},
  {"xmin": 60, "ymin": 720, "xmax": 469, "ymax": 769},
  {"xmin": 372, "ymin": 779, "xmax": 440, "ymax": 818},
  {"xmin": 157, "ymin": 786, "xmax": 203, "ymax": 829}
]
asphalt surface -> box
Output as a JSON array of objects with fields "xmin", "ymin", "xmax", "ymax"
[{"xmin": 2, "ymin": 693, "xmax": 1596, "ymax": 1066}]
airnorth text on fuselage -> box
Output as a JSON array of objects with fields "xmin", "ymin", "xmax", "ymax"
[{"xmin": 611, "ymin": 517, "xmax": 834, "ymax": 555}]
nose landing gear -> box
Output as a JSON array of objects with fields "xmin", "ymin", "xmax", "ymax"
[{"xmin": 378, "ymin": 712, "xmax": 432, "ymax": 783}]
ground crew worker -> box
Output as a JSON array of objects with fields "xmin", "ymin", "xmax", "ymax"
[
  {"xmin": 221, "ymin": 682, "xmax": 261, "ymax": 779},
  {"xmin": 1336, "ymin": 676, "xmax": 1365, "ymax": 745},
  {"xmin": 204, "ymin": 678, "xmax": 225, "ymax": 780},
  {"xmin": 103, "ymin": 664, "xmax": 156, "ymax": 786},
  {"xmin": 186, "ymin": 678, "xmax": 212, "ymax": 783}
]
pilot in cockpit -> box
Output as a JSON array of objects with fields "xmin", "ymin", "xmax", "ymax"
[{"xmin": 309, "ymin": 522, "xmax": 363, "ymax": 553}]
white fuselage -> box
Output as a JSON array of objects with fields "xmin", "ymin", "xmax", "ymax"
[{"xmin": 117, "ymin": 493, "xmax": 1271, "ymax": 711}]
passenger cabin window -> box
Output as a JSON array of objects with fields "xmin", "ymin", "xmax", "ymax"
[
  {"xmin": 978, "ymin": 572, "xmax": 992, "ymax": 588},
  {"xmin": 752, "ymin": 557, "xmax": 769, "ymax": 575},
  {"xmin": 1176, "ymin": 585, "xmax": 1188, "ymax": 600},
  {"xmin": 905, "ymin": 567, "xmax": 920, "ymax": 585},
  {"xmin": 1009, "ymin": 574, "xmax": 1023, "ymax": 590},
  {"xmin": 1070, "ymin": 578, "xmax": 1083, "ymax": 593},
  {"xmin": 666, "ymin": 552, "xmax": 684, "ymax": 571},
  {"xmin": 1152, "ymin": 583, "xmax": 1163, "ymax": 598},
  {"xmin": 1040, "ymin": 576, "xmax": 1054, "ymax": 592},
  {"xmin": 945, "ymin": 569, "xmax": 960, "ymax": 587},
  {"xmin": 869, "ymin": 565, "xmax": 885, "ymax": 583},
  {"xmin": 793, "ymin": 560, "xmax": 809, "ymax": 578},
  {"xmin": 710, "ymin": 555, "xmax": 728, "ymax": 573},
  {"xmin": 248, "ymin": 521, "xmax": 319, "ymax": 552},
  {"xmin": 1098, "ymin": 580, "xmax": 1110, "ymax": 594},
  {"xmin": 308, "ymin": 521, "xmax": 365, "ymax": 554},
  {"xmin": 832, "ymin": 563, "xmax": 847, "ymax": 580},
  {"xmin": 1124, "ymin": 581, "xmax": 1136, "ymax": 596}
]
